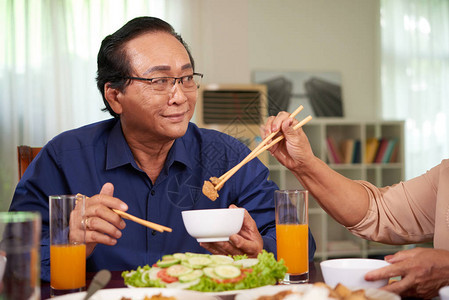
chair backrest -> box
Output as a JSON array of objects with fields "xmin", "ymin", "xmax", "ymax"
[{"xmin": 17, "ymin": 146, "xmax": 42, "ymax": 180}]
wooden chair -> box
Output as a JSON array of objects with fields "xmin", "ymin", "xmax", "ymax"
[{"xmin": 17, "ymin": 146, "xmax": 42, "ymax": 180}]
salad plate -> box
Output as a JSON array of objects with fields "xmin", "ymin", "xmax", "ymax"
[
  {"xmin": 48, "ymin": 287, "xmax": 219, "ymax": 300},
  {"xmin": 123, "ymin": 251, "xmax": 286, "ymax": 293}
]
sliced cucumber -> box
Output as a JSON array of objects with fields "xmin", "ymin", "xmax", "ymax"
[
  {"xmin": 211, "ymin": 255, "xmax": 234, "ymax": 265},
  {"xmin": 141, "ymin": 270, "xmax": 151, "ymax": 284},
  {"xmin": 162, "ymin": 254, "xmax": 175, "ymax": 260},
  {"xmin": 203, "ymin": 267, "xmax": 221, "ymax": 279},
  {"xmin": 214, "ymin": 265, "xmax": 241, "ymax": 279},
  {"xmin": 148, "ymin": 267, "xmax": 161, "ymax": 280},
  {"xmin": 180, "ymin": 260, "xmax": 194, "ymax": 269},
  {"xmin": 156, "ymin": 258, "xmax": 180, "ymax": 268},
  {"xmin": 173, "ymin": 253, "xmax": 187, "ymax": 260},
  {"xmin": 179, "ymin": 269, "xmax": 203, "ymax": 283},
  {"xmin": 187, "ymin": 256, "xmax": 212, "ymax": 268},
  {"xmin": 167, "ymin": 278, "xmax": 200, "ymax": 289},
  {"xmin": 233, "ymin": 258, "xmax": 259, "ymax": 268},
  {"xmin": 166, "ymin": 264, "xmax": 193, "ymax": 277}
]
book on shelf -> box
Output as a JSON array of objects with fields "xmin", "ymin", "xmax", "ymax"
[
  {"xmin": 364, "ymin": 137, "xmax": 380, "ymax": 163},
  {"xmin": 373, "ymin": 138, "xmax": 399, "ymax": 163},
  {"xmin": 388, "ymin": 141, "xmax": 399, "ymax": 163},
  {"xmin": 341, "ymin": 139, "xmax": 355, "ymax": 164},
  {"xmin": 339, "ymin": 139, "xmax": 361, "ymax": 164},
  {"xmin": 382, "ymin": 138, "xmax": 398, "ymax": 163},
  {"xmin": 374, "ymin": 138, "xmax": 389, "ymax": 163},
  {"xmin": 326, "ymin": 137, "xmax": 343, "ymax": 164},
  {"xmin": 352, "ymin": 140, "xmax": 361, "ymax": 163}
]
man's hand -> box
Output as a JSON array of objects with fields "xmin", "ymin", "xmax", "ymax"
[
  {"xmin": 365, "ymin": 247, "xmax": 449, "ymax": 299},
  {"xmin": 83, "ymin": 182, "xmax": 128, "ymax": 256},
  {"xmin": 199, "ymin": 204, "xmax": 263, "ymax": 257}
]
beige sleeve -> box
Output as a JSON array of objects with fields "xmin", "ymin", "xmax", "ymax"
[{"xmin": 346, "ymin": 167, "xmax": 439, "ymax": 244}]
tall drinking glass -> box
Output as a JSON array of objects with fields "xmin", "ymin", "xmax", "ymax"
[
  {"xmin": 50, "ymin": 194, "xmax": 86, "ymax": 297},
  {"xmin": 0, "ymin": 211, "xmax": 41, "ymax": 300},
  {"xmin": 275, "ymin": 189, "xmax": 309, "ymax": 284}
]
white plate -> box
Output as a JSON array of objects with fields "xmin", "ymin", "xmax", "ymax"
[
  {"xmin": 49, "ymin": 287, "xmax": 219, "ymax": 300},
  {"xmin": 234, "ymin": 284, "xmax": 400, "ymax": 300},
  {"xmin": 129, "ymin": 286, "xmax": 249, "ymax": 298}
]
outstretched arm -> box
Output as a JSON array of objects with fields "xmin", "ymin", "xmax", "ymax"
[{"xmin": 263, "ymin": 112, "xmax": 369, "ymax": 227}]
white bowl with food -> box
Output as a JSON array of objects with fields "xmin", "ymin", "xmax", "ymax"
[
  {"xmin": 320, "ymin": 258, "xmax": 390, "ymax": 289},
  {"xmin": 182, "ymin": 208, "xmax": 244, "ymax": 242}
]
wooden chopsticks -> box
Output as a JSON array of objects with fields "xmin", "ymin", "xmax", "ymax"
[
  {"xmin": 214, "ymin": 106, "xmax": 308, "ymax": 191},
  {"xmin": 203, "ymin": 106, "xmax": 312, "ymax": 199},
  {"xmin": 214, "ymin": 109, "xmax": 311, "ymax": 191},
  {"xmin": 112, "ymin": 209, "xmax": 172, "ymax": 233},
  {"xmin": 77, "ymin": 194, "xmax": 172, "ymax": 233}
]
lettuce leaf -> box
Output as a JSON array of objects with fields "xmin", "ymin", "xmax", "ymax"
[{"xmin": 122, "ymin": 265, "xmax": 166, "ymax": 288}]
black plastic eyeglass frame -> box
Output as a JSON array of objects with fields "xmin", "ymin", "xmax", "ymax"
[{"xmin": 124, "ymin": 72, "xmax": 203, "ymax": 88}]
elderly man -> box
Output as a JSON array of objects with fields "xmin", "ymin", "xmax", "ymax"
[{"xmin": 10, "ymin": 16, "xmax": 316, "ymax": 281}]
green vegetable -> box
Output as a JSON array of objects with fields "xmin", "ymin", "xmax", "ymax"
[
  {"xmin": 121, "ymin": 265, "xmax": 166, "ymax": 288},
  {"xmin": 156, "ymin": 258, "xmax": 179, "ymax": 268},
  {"xmin": 166, "ymin": 264, "xmax": 193, "ymax": 277},
  {"xmin": 121, "ymin": 250, "xmax": 287, "ymax": 292},
  {"xmin": 213, "ymin": 265, "xmax": 241, "ymax": 279},
  {"xmin": 179, "ymin": 269, "xmax": 203, "ymax": 283},
  {"xmin": 190, "ymin": 251, "xmax": 287, "ymax": 292}
]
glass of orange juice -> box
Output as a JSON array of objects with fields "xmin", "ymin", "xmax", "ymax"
[
  {"xmin": 50, "ymin": 194, "xmax": 86, "ymax": 296},
  {"xmin": 275, "ymin": 189, "xmax": 309, "ymax": 284}
]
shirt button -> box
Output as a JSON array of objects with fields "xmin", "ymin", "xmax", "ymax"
[
  {"xmin": 152, "ymin": 230, "xmax": 157, "ymax": 236},
  {"xmin": 151, "ymin": 190, "xmax": 155, "ymax": 196}
]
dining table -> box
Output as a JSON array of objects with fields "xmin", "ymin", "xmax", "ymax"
[{"xmin": 40, "ymin": 261, "xmax": 425, "ymax": 300}]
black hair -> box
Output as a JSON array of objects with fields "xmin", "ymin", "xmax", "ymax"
[{"xmin": 96, "ymin": 16, "xmax": 195, "ymax": 117}]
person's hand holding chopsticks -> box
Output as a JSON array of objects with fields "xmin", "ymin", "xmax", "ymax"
[
  {"xmin": 77, "ymin": 183, "xmax": 127, "ymax": 257},
  {"xmin": 262, "ymin": 111, "xmax": 316, "ymax": 172},
  {"xmin": 202, "ymin": 106, "xmax": 312, "ymax": 201},
  {"xmin": 78, "ymin": 183, "xmax": 172, "ymax": 257}
]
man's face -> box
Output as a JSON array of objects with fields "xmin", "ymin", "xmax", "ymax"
[{"xmin": 115, "ymin": 31, "xmax": 197, "ymax": 142}]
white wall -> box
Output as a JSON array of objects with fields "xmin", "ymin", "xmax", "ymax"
[{"xmin": 190, "ymin": 0, "xmax": 380, "ymax": 120}]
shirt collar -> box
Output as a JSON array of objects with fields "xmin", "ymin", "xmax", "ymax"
[
  {"xmin": 106, "ymin": 120, "xmax": 136, "ymax": 170},
  {"xmin": 106, "ymin": 120, "xmax": 193, "ymax": 171}
]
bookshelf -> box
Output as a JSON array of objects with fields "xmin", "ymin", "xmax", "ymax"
[{"xmin": 267, "ymin": 118, "xmax": 407, "ymax": 260}]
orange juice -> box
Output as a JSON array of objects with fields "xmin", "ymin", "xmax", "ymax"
[
  {"xmin": 50, "ymin": 244, "xmax": 86, "ymax": 290},
  {"xmin": 276, "ymin": 223, "xmax": 308, "ymax": 274}
]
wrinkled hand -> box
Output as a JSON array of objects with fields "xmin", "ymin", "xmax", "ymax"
[
  {"xmin": 365, "ymin": 247, "xmax": 449, "ymax": 299},
  {"xmin": 199, "ymin": 204, "xmax": 263, "ymax": 257},
  {"xmin": 262, "ymin": 112, "xmax": 315, "ymax": 171},
  {"xmin": 83, "ymin": 182, "xmax": 128, "ymax": 256}
]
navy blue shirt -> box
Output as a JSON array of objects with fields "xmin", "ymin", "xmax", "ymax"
[{"xmin": 10, "ymin": 118, "xmax": 316, "ymax": 281}]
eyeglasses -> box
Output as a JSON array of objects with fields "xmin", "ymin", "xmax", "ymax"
[{"xmin": 124, "ymin": 73, "xmax": 203, "ymax": 94}]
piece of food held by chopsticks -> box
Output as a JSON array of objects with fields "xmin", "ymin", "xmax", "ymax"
[
  {"xmin": 202, "ymin": 106, "xmax": 312, "ymax": 201},
  {"xmin": 77, "ymin": 194, "xmax": 172, "ymax": 233}
]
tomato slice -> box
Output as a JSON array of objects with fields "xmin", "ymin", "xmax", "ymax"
[{"xmin": 157, "ymin": 269, "xmax": 178, "ymax": 283}]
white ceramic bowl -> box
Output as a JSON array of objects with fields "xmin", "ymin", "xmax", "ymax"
[
  {"xmin": 320, "ymin": 258, "xmax": 390, "ymax": 289},
  {"xmin": 182, "ymin": 208, "xmax": 244, "ymax": 242},
  {"xmin": 440, "ymin": 286, "xmax": 449, "ymax": 300}
]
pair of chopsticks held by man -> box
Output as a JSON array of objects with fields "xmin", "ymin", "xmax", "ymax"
[{"xmin": 9, "ymin": 16, "xmax": 449, "ymax": 299}]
